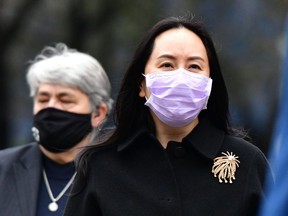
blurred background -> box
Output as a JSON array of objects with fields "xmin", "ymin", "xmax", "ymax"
[{"xmin": 0, "ymin": 0, "xmax": 287, "ymax": 155}]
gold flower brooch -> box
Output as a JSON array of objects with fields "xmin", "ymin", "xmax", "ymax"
[{"xmin": 212, "ymin": 151, "xmax": 240, "ymax": 184}]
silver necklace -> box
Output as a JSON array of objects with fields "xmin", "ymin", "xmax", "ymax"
[{"xmin": 43, "ymin": 169, "xmax": 77, "ymax": 212}]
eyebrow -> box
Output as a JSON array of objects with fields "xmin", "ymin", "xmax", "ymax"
[
  {"xmin": 157, "ymin": 54, "xmax": 206, "ymax": 63},
  {"xmin": 157, "ymin": 54, "xmax": 176, "ymax": 60},
  {"xmin": 36, "ymin": 91, "xmax": 75, "ymax": 98}
]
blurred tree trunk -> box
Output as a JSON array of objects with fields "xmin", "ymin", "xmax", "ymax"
[
  {"xmin": 0, "ymin": 0, "xmax": 39, "ymax": 149},
  {"xmin": 68, "ymin": 0, "xmax": 119, "ymax": 60},
  {"xmin": 68, "ymin": 0, "xmax": 86, "ymax": 49}
]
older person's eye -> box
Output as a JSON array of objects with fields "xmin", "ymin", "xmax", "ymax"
[
  {"xmin": 38, "ymin": 99, "xmax": 48, "ymax": 104},
  {"xmin": 61, "ymin": 100, "xmax": 74, "ymax": 104},
  {"xmin": 36, "ymin": 96, "xmax": 49, "ymax": 104}
]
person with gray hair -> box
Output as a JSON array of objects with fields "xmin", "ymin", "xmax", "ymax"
[{"xmin": 0, "ymin": 43, "xmax": 113, "ymax": 216}]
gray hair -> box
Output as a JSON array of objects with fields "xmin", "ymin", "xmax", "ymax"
[
  {"xmin": 27, "ymin": 43, "xmax": 113, "ymax": 113},
  {"xmin": 27, "ymin": 43, "xmax": 114, "ymax": 142}
]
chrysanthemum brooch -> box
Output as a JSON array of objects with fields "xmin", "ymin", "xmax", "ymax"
[{"xmin": 212, "ymin": 151, "xmax": 240, "ymax": 184}]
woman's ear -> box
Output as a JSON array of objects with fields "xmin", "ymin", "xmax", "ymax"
[
  {"xmin": 139, "ymin": 80, "xmax": 146, "ymax": 98},
  {"xmin": 91, "ymin": 103, "xmax": 108, "ymax": 128}
]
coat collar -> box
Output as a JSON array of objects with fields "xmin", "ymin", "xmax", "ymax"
[
  {"xmin": 117, "ymin": 128, "xmax": 151, "ymax": 152},
  {"xmin": 117, "ymin": 116, "xmax": 225, "ymax": 160},
  {"xmin": 183, "ymin": 116, "xmax": 225, "ymax": 159}
]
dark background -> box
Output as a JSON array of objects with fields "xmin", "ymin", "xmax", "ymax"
[{"xmin": 1, "ymin": 0, "xmax": 287, "ymax": 156}]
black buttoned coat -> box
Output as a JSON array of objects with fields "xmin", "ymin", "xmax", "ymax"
[{"xmin": 64, "ymin": 118, "xmax": 271, "ymax": 216}]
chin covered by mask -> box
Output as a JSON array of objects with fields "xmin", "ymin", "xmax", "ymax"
[
  {"xmin": 144, "ymin": 68, "xmax": 212, "ymax": 127},
  {"xmin": 32, "ymin": 107, "xmax": 92, "ymax": 153}
]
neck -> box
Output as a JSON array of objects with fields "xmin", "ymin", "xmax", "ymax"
[
  {"xmin": 155, "ymin": 118, "xmax": 199, "ymax": 148},
  {"xmin": 40, "ymin": 136, "xmax": 89, "ymax": 164}
]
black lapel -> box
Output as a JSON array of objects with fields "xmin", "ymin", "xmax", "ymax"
[{"xmin": 13, "ymin": 144, "xmax": 42, "ymax": 216}]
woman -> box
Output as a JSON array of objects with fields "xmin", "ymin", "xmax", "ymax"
[{"xmin": 64, "ymin": 16, "xmax": 271, "ymax": 216}]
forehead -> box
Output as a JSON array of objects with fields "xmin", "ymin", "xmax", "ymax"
[
  {"xmin": 36, "ymin": 83, "xmax": 84, "ymax": 96},
  {"xmin": 151, "ymin": 27, "xmax": 207, "ymax": 57}
]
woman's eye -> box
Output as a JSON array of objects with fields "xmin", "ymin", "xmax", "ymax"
[
  {"xmin": 160, "ymin": 62, "xmax": 173, "ymax": 68},
  {"xmin": 190, "ymin": 64, "xmax": 201, "ymax": 70}
]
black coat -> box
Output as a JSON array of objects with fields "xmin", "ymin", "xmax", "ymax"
[{"xmin": 64, "ymin": 118, "xmax": 271, "ymax": 216}]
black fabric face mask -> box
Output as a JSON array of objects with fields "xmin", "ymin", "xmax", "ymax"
[{"xmin": 32, "ymin": 107, "xmax": 92, "ymax": 153}]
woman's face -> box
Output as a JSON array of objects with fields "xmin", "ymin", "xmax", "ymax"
[{"xmin": 139, "ymin": 27, "xmax": 210, "ymax": 98}]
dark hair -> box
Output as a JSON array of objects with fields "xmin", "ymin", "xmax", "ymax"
[
  {"xmin": 114, "ymin": 15, "xmax": 234, "ymax": 139},
  {"xmin": 76, "ymin": 15, "xmax": 239, "ymax": 178}
]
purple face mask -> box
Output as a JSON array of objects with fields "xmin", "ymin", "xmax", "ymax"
[{"xmin": 144, "ymin": 68, "xmax": 212, "ymax": 127}]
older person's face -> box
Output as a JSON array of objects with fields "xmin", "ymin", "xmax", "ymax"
[{"xmin": 33, "ymin": 84, "xmax": 91, "ymax": 115}]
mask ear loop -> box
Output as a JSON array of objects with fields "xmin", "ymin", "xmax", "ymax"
[
  {"xmin": 137, "ymin": 74, "xmax": 146, "ymax": 87},
  {"xmin": 139, "ymin": 74, "xmax": 149, "ymax": 102}
]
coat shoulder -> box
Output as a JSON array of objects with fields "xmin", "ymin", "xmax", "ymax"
[
  {"xmin": 223, "ymin": 135, "xmax": 265, "ymax": 157},
  {"xmin": 0, "ymin": 143, "xmax": 39, "ymax": 166},
  {"xmin": 222, "ymin": 135, "xmax": 269, "ymax": 176}
]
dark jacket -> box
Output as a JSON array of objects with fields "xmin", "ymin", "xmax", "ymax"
[
  {"xmin": 64, "ymin": 118, "xmax": 271, "ymax": 216},
  {"xmin": 0, "ymin": 143, "xmax": 42, "ymax": 216}
]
